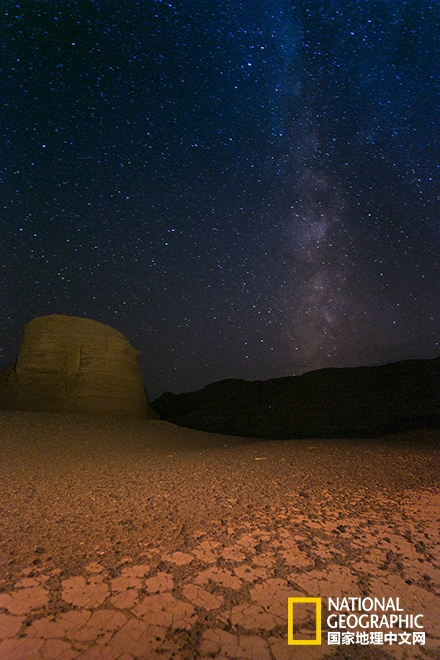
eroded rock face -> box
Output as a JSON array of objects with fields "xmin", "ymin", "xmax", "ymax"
[{"xmin": 0, "ymin": 315, "xmax": 155, "ymax": 418}]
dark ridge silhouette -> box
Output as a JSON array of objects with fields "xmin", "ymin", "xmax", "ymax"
[{"xmin": 153, "ymin": 357, "xmax": 440, "ymax": 439}]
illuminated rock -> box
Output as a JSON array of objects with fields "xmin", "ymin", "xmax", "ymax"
[{"xmin": 0, "ymin": 314, "xmax": 155, "ymax": 418}]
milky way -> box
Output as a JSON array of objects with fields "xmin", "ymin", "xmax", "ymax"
[{"xmin": 1, "ymin": 1, "xmax": 439, "ymax": 397}]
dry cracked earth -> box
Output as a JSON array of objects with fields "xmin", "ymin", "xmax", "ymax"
[{"xmin": 0, "ymin": 412, "xmax": 439, "ymax": 660}]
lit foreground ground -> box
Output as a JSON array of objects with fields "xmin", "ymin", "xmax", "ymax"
[{"xmin": 0, "ymin": 412, "xmax": 439, "ymax": 660}]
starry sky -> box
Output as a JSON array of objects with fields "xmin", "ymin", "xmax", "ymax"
[{"xmin": 2, "ymin": 0, "xmax": 439, "ymax": 399}]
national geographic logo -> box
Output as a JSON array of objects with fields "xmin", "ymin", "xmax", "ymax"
[
  {"xmin": 287, "ymin": 598, "xmax": 322, "ymax": 645},
  {"xmin": 287, "ymin": 597, "xmax": 426, "ymax": 647}
]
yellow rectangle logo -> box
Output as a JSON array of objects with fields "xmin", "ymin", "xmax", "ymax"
[{"xmin": 288, "ymin": 597, "xmax": 322, "ymax": 645}]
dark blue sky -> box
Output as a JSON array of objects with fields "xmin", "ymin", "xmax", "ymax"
[{"xmin": 2, "ymin": 0, "xmax": 439, "ymax": 398}]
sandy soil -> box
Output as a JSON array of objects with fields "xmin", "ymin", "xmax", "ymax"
[{"xmin": 0, "ymin": 411, "xmax": 439, "ymax": 660}]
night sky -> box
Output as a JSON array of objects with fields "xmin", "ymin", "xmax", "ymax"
[{"xmin": 2, "ymin": 1, "xmax": 439, "ymax": 399}]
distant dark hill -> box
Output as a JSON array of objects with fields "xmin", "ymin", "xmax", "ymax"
[{"xmin": 152, "ymin": 357, "xmax": 440, "ymax": 439}]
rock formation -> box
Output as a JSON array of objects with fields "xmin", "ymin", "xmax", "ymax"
[
  {"xmin": 153, "ymin": 357, "xmax": 440, "ymax": 438},
  {"xmin": 0, "ymin": 315, "xmax": 156, "ymax": 418}
]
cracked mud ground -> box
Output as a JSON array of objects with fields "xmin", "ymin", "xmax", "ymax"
[{"xmin": 0, "ymin": 412, "xmax": 439, "ymax": 660}]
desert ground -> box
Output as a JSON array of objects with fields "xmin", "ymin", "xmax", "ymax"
[{"xmin": 0, "ymin": 411, "xmax": 439, "ymax": 660}]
